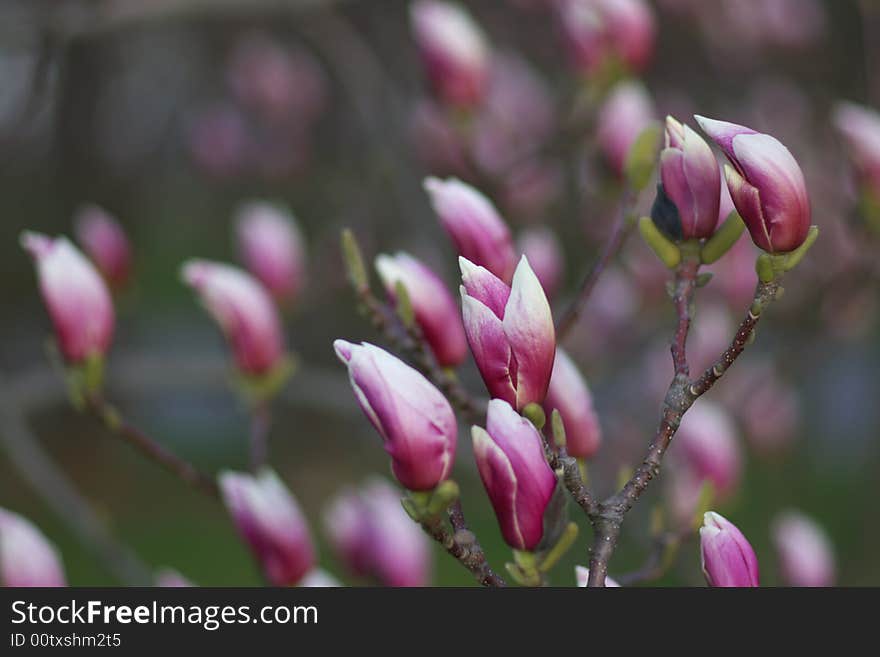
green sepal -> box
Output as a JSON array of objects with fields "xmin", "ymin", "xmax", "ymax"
[
  {"xmin": 522, "ymin": 403, "xmax": 546, "ymax": 431},
  {"xmin": 537, "ymin": 522, "xmax": 579, "ymax": 573},
  {"xmin": 65, "ymin": 352, "xmax": 105, "ymax": 409},
  {"xmin": 401, "ymin": 480, "xmax": 460, "ymax": 523},
  {"xmin": 234, "ymin": 354, "xmax": 297, "ymax": 406},
  {"xmin": 341, "ymin": 229, "xmax": 369, "ymax": 292},
  {"xmin": 550, "ymin": 409, "xmax": 567, "ymax": 449},
  {"xmin": 755, "ymin": 225, "xmax": 819, "ymax": 282},
  {"xmin": 701, "ymin": 211, "xmax": 745, "ymax": 264},
  {"xmin": 394, "ymin": 280, "xmax": 416, "ymax": 328},
  {"xmin": 639, "ymin": 216, "xmax": 682, "ymax": 268},
  {"xmin": 625, "ymin": 122, "xmax": 662, "ymax": 192}
]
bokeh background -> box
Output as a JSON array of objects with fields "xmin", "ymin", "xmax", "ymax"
[{"xmin": 1, "ymin": 0, "xmax": 878, "ymax": 586}]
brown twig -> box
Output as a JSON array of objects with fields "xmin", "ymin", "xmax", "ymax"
[{"xmin": 249, "ymin": 402, "xmax": 271, "ymax": 472}]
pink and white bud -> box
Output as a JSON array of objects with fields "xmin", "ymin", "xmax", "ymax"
[
  {"xmin": 460, "ymin": 256, "xmax": 555, "ymax": 409},
  {"xmin": 772, "ymin": 511, "xmax": 835, "ymax": 587},
  {"xmin": 575, "ymin": 565, "xmax": 621, "ymax": 587},
  {"xmin": 655, "ymin": 116, "xmax": 721, "ymax": 240},
  {"xmin": 334, "ymin": 341, "xmax": 457, "ymax": 491},
  {"xmin": 181, "ymin": 260, "xmax": 285, "ymax": 377},
  {"xmin": 218, "ymin": 469, "xmax": 316, "ymax": 586},
  {"xmin": 21, "ymin": 232, "xmax": 115, "ymax": 365},
  {"xmin": 235, "ymin": 201, "xmax": 307, "ymax": 305},
  {"xmin": 596, "ymin": 81, "xmax": 656, "ymax": 177},
  {"xmin": 700, "ymin": 511, "xmax": 759, "ymax": 587},
  {"xmin": 833, "ymin": 101, "xmax": 880, "ymax": 195},
  {"xmin": 154, "ymin": 568, "xmax": 193, "ymax": 587},
  {"xmin": 374, "ymin": 252, "xmax": 468, "ymax": 367},
  {"xmin": 0, "ymin": 508, "xmax": 66, "ymax": 587},
  {"xmin": 424, "ymin": 177, "xmax": 517, "ymax": 282},
  {"xmin": 516, "ymin": 227, "xmax": 564, "ymax": 300},
  {"xmin": 74, "ymin": 205, "xmax": 133, "ymax": 290},
  {"xmin": 543, "ymin": 348, "xmax": 602, "ymax": 459},
  {"xmin": 695, "ymin": 115, "xmax": 811, "ymax": 253},
  {"xmin": 410, "ymin": 1, "xmax": 490, "ymax": 108},
  {"xmin": 298, "ymin": 569, "xmax": 342, "ymax": 587},
  {"xmin": 674, "ymin": 401, "xmax": 742, "ymax": 500},
  {"xmin": 472, "ymin": 399, "xmax": 557, "ymax": 551}
]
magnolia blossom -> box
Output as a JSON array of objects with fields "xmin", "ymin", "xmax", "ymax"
[
  {"xmin": 771, "ymin": 511, "xmax": 835, "ymax": 587},
  {"xmin": 700, "ymin": 512, "xmax": 759, "ymax": 587},
  {"xmin": 597, "ymin": 81, "xmax": 656, "ymax": 177},
  {"xmin": 0, "ymin": 508, "xmax": 66, "ymax": 587},
  {"xmin": 833, "ymin": 101, "xmax": 880, "ymax": 194},
  {"xmin": 674, "ymin": 401, "xmax": 742, "ymax": 500},
  {"xmin": 74, "ymin": 205, "xmax": 133, "ymax": 289},
  {"xmin": 543, "ymin": 348, "xmax": 602, "ymax": 459}
]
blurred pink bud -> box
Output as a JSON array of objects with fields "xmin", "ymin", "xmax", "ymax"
[
  {"xmin": 695, "ymin": 115, "xmax": 811, "ymax": 253},
  {"xmin": 575, "ymin": 565, "xmax": 621, "ymax": 587},
  {"xmin": 334, "ymin": 341, "xmax": 456, "ymax": 491},
  {"xmin": 182, "ymin": 260, "xmax": 286, "ymax": 377},
  {"xmin": 0, "ymin": 508, "xmax": 66, "ymax": 587},
  {"xmin": 500, "ymin": 160, "xmax": 564, "ymax": 220},
  {"xmin": 833, "ymin": 101, "xmax": 880, "ymax": 195},
  {"xmin": 742, "ymin": 375, "xmax": 800, "ymax": 456},
  {"xmin": 410, "ymin": 0, "xmax": 490, "ymax": 108},
  {"xmin": 74, "ymin": 205, "xmax": 133, "ymax": 290},
  {"xmin": 235, "ymin": 201, "xmax": 307, "ymax": 305},
  {"xmin": 543, "ymin": 348, "xmax": 602, "ymax": 459},
  {"xmin": 675, "ymin": 401, "xmax": 742, "ymax": 500},
  {"xmin": 700, "ymin": 511, "xmax": 759, "ymax": 587},
  {"xmin": 516, "ymin": 227, "xmax": 564, "ymax": 300},
  {"xmin": 218, "ymin": 469, "xmax": 315, "ymax": 586},
  {"xmin": 324, "ymin": 479, "xmax": 431, "ymax": 587},
  {"xmin": 154, "ymin": 568, "xmax": 193, "ymax": 587},
  {"xmin": 298, "ymin": 569, "xmax": 342, "ymax": 587},
  {"xmin": 655, "ymin": 115, "xmax": 721, "ymax": 240},
  {"xmin": 21, "ymin": 232, "xmax": 115, "ymax": 365},
  {"xmin": 375, "ymin": 252, "xmax": 468, "ymax": 367},
  {"xmin": 472, "ymin": 399, "xmax": 557, "ymax": 551},
  {"xmin": 771, "ymin": 511, "xmax": 835, "ymax": 587},
  {"xmin": 187, "ymin": 105, "xmax": 250, "ymax": 179},
  {"xmin": 425, "ymin": 177, "xmax": 517, "ymax": 282},
  {"xmin": 597, "ymin": 81, "xmax": 656, "ymax": 177},
  {"xmin": 460, "ymin": 256, "xmax": 555, "ymax": 409}
]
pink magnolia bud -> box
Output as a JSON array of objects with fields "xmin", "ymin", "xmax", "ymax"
[
  {"xmin": 575, "ymin": 565, "xmax": 621, "ymax": 587},
  {"xmin": 374, "ymin": 252, "xmax": 468, "ymax": 367},
  {"xmin": 334, "ymin": 340, "xmax": 456, "ymax": 491},
  {"xmin": 695, "ymin": 115, "xmax": 811, "ymax": 253},
  {"xmin": 21, "ymin": 232, "xmax": 115, "ymax": 365},
  {"xmin": 235, "ymin": 201, "xmax": 307, "ymax": 305},
  {"xmin": 675, "ymin": 401, "xmax": 742, "ymax": 500},
  {"xmin": 700, "ymin": 511, "xmax": 759, "ymax": 587},
  {"xmin": 324, "ymin": 479, "xmax": 431, "ymax": 587},
  {"xmin": 410, "ymin": 1, "xmax": 490, "ymax": 108},
  {"xmin": 596, "ymin": 81, "xmax": 656, "ymax": 177},
  {"xmin": 424, "ymin": 177, "xmax": 517, "ymax": 282},
  {"xmin": 460, "ymin": 256, "xmax": 555, "ymax": 410},
  {"xmin": 298, "ymin": 569, "xmax": 342, "ymax": 587},
  {"xmin": 516, "ymin": 227, "xmax": 564, "ymax": 300},
  {"xmin": 771, "ymin": 511, "xmax": 835, "ymax": 587},
  {"xmin": 155, "ymin": 568, "xmax": 193, "ymax": 587},
  {"xmin": 0, "ymin": 508, "xmax": 66, "ymax": 587},
  {"xmin": 654, "ymin": 116, "xmax": 721, "ymax": 240},
  {"xmin": 472, "ymin": 399, "xmax": 557, "ymax": 551},
  {"xmin": 218, "ymin": 469, "xmax": 316, "ymax": 586},
  {"xmin": 181, "ymin": 260, "xmax": 285, "ymax": 376},
  {"xmin": 543, "ymin": 348, "xmax": 602, "ymax": 459},
  {"xmin": 74, "ymin": 205, "xmax": 133, "ymax": 289},
  {"xmin": 833, "ymin": 101, "xmax": 880, "ymax": 195}
]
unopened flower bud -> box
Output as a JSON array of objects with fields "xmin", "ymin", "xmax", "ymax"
[
  {"xmin": 0, "ymin": 508, "xmax": 66, "ymax": 587},
  {"xmin": 597, "ymin": 81, "xmax": 656, "ymax": 178},
  {"xmin": 74, "ymin": 205, "xmax": 133, "ymax": 290},
  {"xmin": 771, "ymin": 511, "xmax": 835, "ymax": 587},
  {"xmin": 543, "ymin": 348, "xmax": 602, "ymax": 459},
  {"xmin": 700, "ymin": 511, "xmax": 759, "ymax": 587}
]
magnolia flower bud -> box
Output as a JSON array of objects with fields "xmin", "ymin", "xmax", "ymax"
[
  {"xmin": 21, "ymin": 232, "xmax": 115, "ymax": 365},
  {"xmin": 695, "ymin": 115, "xmax": 811, "ymax": 253},
  {"xmin": 334, "ymin": 340, "xmax": 456, "ymax": 491},
  {"xmin": 235, "ymin": 201, "xmax": 307, "ymax": 305},
  {"xmin": 424, "ymin": 177, "xmax": 517, "ymax": 282},
  {"xmin": 460, "ymin": 256, "xmax": 555, "ymax": 410},
  {"xmin": 543, "ymin": 348, "xmax": 602, "ymax": 459},
  {"xmin": 74, "ymin": 205, "xmax": 133, "ymax": 290},
  {"xmin": 597, "ymin": 81, "xmax": 656, "ymax": 177},
  {"xmin": 218, "ymin": 469, "xmax": 316, "ymax": 586},
  {"xmin": 653, "ymin": 116, "xmax": 721, "ymax": 240},
  {"xmin": 833, "ymin": 101, "xmax": 880, "ymax": 195},
  {"xmin": 324, "ymin": 479, "xmax": 431, "ymax": 587},
  {"xmin": 771, "ymin": 511, "xmax": 835, "ymax": 587},
  {"xmin": 575, "ymin": 565, "xmax": 620, "ymax": 587},
  {"xmin": 374, "ymin": 252, "xmax": 468, "ymax": 367},
  {"xmin": 472, "ymin": 399, "xmax": 557, "ymax": 551},
  {"xmin": 0, "ymin": 508, "xmax": 66, "ymax": 587},
  {"xmin": 181, "ymin": 260, "xmax": 286, "ymax": 377},
  {"xmin": 674, "ymin": 401, "xmax": 742, "ymax": 500},
  {"xmin": 410, "ymin": 0, "xmax": 490, "ymax": 108},
  {"xmin": 700, "ymin": 511, "xmax": 759, "ymax": 587},
  {"xmin": 516, "ymin": 227, "xmax": 564, "ymax": 300}
]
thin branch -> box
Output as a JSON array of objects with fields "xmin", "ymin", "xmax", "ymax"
[
  {"xmin": 615, "ymin": 530, "xmax": 693, "ymax": 587},
  {"xmin": 249, "ymin": 402, "xmax": 271, "ymax": 472}
]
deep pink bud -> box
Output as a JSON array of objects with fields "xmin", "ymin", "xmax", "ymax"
[
  {"xmin": 0, "ymin": 508, "xmax": 66, "ymax": 587},
  {"xmin": 74, "ymin": 205, "xmax": 133, "ymax": 289},
  {"xmin": 410, "ymin": 0, "xmax": 490, "ymax": 108},
  {"xmin": 460, "ymin": 256, "xmax": 555, "ymax": 409},
  {"xmin": 472, "ymin": 399, "xmax": 557, "ymax": 551},
  {"xmin": 700, "ymin": 511, "xmax": 760, "ymax": 587},
  {"xmin": 543, "ymin": 348, "xmax": 602, "ymax": 459},
  {"xmin": 324, "ymin": 479, "xmax": 431, "ymax": 587},
  {"xmin": 334, "ymin": 341, "xmax": 456, "ymax": 491},
  {"xmin": 771, "ymin": 511, "xmax": 835, "ymax": 587},
  {"xmin": 656, "ymin": 116, "xmax": 722, "ymax": 240},
  {"xmin": 218, "ymin": 469, "xmax": 315, "ymax": 586},
  {"xmin": 675, "ymin": 401, "xmax": 742, "ymax": 500},
  {"xmin": 695, "ymin": 115, "xmax": 811, "ymax": 253},
  {"xmin": 425, "ymin": 177, "xmax": 517, "ymax": 282},
  {"xmin": 235, "ymin": 201, "xmax": 307, "ymax": 305},
  {"xmin": 833, "ymin": 101, "xmax": 880, "ymax": 194},
  {"xmin": 516, "ymin": 227, "xmax": 564, "ymax": 300},
  {"xmin": 181, "ymin": 260, "xmax": 286, "ymax": 376},
  {"xmin": 596, "ymin": 81, "xmax": 656, "ymax": 177},
  {"xmin": 575, "ymin": 565, "xmax": 620, "ymax": 587},
  {"xmin": 375, "ymin": 252, "xmax": 468, "ymax": 367},
  {"xmin": 21, "ymin": 232, "xmax": 115, "ymax": 365}
]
